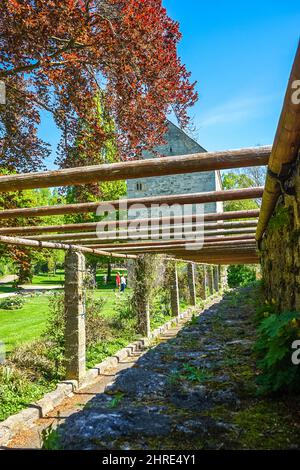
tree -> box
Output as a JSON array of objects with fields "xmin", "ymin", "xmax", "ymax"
[
  {"xmin": 0, "ymin": 179, "xmax": 66, "ymax": 283},
  {"xmin": 222, "ymin": 172, "xmax": 260, "ymax": 212},
  {"xmin": 0, "ymin": 0, "xmax": 197, "ymax": 170}
]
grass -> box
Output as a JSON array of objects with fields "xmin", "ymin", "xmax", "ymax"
[
  {"xmin": 0, "ymin": 295, "xmax": 50, "ymax": 353},
  {"xmin": 0, "ymin": 268, "xmax": 130, "ymax": 354},
  {"xmin": 0, "ymin": 284, "xmax": 16, "ymax": 294},
  {"xmin": 31, "ymin": 271, "xmax": 65, "ymax": 286}
]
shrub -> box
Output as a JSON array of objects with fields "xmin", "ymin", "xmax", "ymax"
[
  {"xmin": 254, "ymin": 310, "xmax": 300, "ymax": 394},
  {"xmin": 0, "ymin": 364, "xmax": 51, "ymax": 422},
  {"xmin": 9, "ymin": 340, "xmax": 60, "ymax": 382},
  {"xmin": 43, "ymin": 291, "xmax": 110, "ymax": 373},
  {"xmin": 110, "ymin": 291, "xmax": 136, "ymax": 329},
  {"xmin": 228, "ymin": 265, "xmax": 256, "ymax": 287},
  {"xmin": 150, "ymin": 288, "xmax": 172, "ymax": 329},
  {"xmin": 0, "ymin": 296, "xmax": 25, "ymax": 310}
]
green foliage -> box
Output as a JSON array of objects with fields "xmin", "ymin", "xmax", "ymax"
[
  {"xmin": 254, "ymin": 310, "xmax": 300, "ymax": 394},
  {"xmin": 0, "ymin": 365, "xmax": 52, "ymax": 422},
  {"xmin": 108, "ymin": 392, "xmax": 125, "ymax": 409},
  {"xmin": 175, "ymin": 262, "xmax": 190, "ymax": 305},
  {"xmin": 44, "ymin": 291, "xmax": 109, "ymax": 374},
  {"xmin": 222, "ymin": 171, "xmax": 259, "ymax": 212},
  {"xmin": 268, "ymin": 206, "xmax": 291, "ymax": 232},
  {"xmin": 168, "ymin": 364, "xmax": 212, "ymax": 385},
  {"xmin": 150, "ymin": 288, "xmax": 172, "ymax": 329},
  {"xmin": 181, "ymin": 364, "xmax": 212, "ymax": 383},
  {"xmin": 188, "ymin": 314, "xmax": 199, "ymax": 326},
  {"xmin": 0, "ymin": 296, "xmax": 25, "ymax": 310},
  {"xmin": 41, "ymin": 424, "xmax": 61, "ymax": 450},
  {"xmin": 227, "ymin": 265, "xmax": 257, "ymax": 287},
  {"xmin": 0, "ymin": 259, "xmax": 14, "ymax": 277}
]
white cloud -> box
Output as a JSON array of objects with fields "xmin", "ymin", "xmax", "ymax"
[{"xmin": 199, "ymin": 93, "xmax": 277, "ymax": 128}]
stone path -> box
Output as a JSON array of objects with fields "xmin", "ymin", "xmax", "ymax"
[
  {"xmin": 0, "ymin": 275, "xmax": 18, "ymax": 284},
  {"xmin": 6, "ymin": 286, "xmax": 300, "ymax": 450},
  {"xmin": 0, "ymin": 292, "xmax": 17, "ymax": 299}
]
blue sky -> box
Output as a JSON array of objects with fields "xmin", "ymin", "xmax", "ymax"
[
  {"xmin": 40, "ymin": 0, "xmax": 300, "ymax": 168},
  {"xmin": 164, "ymin": 0, "xmax": 300, "ymax": 151}
]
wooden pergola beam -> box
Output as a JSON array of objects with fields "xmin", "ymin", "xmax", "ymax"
[
  {"xmin": 0, "ymin": 210, "xmax": 260, "ymax": 235},
  {"xmin": 256, "ymin": 42, "xmax": 300, "ymax": 240},
  {"xmin": 0, "ymin": 235, "xmax": 136, "ymax": 260},
  {"xmin": 28, "ymin": 225, "xmax": 257, "ymax": 242},
  {"xmin": 82, "ymin": 235, "xmax": 256, "ymax": 251},
  {"xmin": 0, "ymin": 187, "xmax": 263, "ymax": 219},
  {"xmin": 172, "ymin": 255, "xmax": 259, "ymax": 265},
  {"xmin": 0, "ymin": 146, "xmax": 271, "ymax": 193}
]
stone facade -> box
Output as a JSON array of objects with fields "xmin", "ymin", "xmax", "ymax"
[
  {"xmin": 260, "ymin": 161, "xmax": 300, "ymax": 312},
  {"xmin": 127, "ymin": 121, "xmax": 223, "ymax": 217}
]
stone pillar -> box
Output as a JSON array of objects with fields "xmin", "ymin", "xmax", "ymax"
[
  {"xmin": 170, "ymin": 262, "xmax": 180, "ymax": 317},
  {"xmin": 187, "ymin": 262, "xmax": 197, "ymax": 306},
  {"xmin": 127, "ymin": 259, "xmax": 135, "ymax": 288},
  {"xmin": 219, "ymin": 265, "xmax": 228, "ymax": 290},
  {"xmin": 137, "ymin": 299, "xmax": 151, "ymax": 338},
  {"xmin": 201, "ymin": 265, "xmax": 207, "ymax": 299},
  {"xmin": 213, "ymin": 265, "xmax": 219, "ymax": 292},
  {"xmin": 64, "ymin": 250, "xmax": 86, "ymax": 384},
  {"xmin": 134, "ymin": 255, "xmax": 151, "ymax": 338},
  {"xmin": 206, "ymin": 266, "xmax": 214, "ymax": 295}
]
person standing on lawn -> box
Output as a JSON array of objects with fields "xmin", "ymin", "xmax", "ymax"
[
  {"xmin": 116, "ymin": 272, "xmax": 121, "ymax": 291},
  {"xmin": 120, "ymin": 274, "xmax": 127, "ymax": 292}
]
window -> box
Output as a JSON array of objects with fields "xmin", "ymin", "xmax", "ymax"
[{"xmin": 136, "ymin": 182, "xmax": 144, "ymax": 191}]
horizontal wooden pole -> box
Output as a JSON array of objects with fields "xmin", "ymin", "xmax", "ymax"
[
  {"xmin": 0, "ymin": 210, "xmax": 260, "ymax": 235},
  {"xmin": 84, "ymin": 235, "xmax": 256, "ymax": 251},
  {"xmin": 0, "ymin": 188, "xmax": 263, "ymax": 220},
  {"xmin": 28, "ymin": 225, "xmax": 257, "ymax": 242},
  {"xmin": 256, "ymin": 43, "xmax": 300, "ymax": 241},
  {"xmin": 172, "ymin": 254, "xmax": 259, "ymax": 265},
  {"xmin": 0, "ymin": 235, "xmax": 136, "ymax": 259},
  {"xmin": 63, "ymin": 230, "xmax": 256, "ymax": 245},
  {"xmin": 0, "ymin": 146, "xmax": 271, "ymax": 193},
  {"xmin": 88, "ymin": 241, "xmax": 257, "ymax": 253}
]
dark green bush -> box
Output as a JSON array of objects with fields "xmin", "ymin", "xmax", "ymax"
[
  {"xmin": 254, "ymin": 310, "xmax": 300, "ymax": 394},
  {"xmin": 0, "ymin": 296, "xmax": 25, "ymax": 310},
  {"xmin": 0, "ymin": 364, "xmax": 52, "ymax": 422}
]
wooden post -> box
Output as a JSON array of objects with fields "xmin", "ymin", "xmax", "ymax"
[
  {"xmin": 64, "ymin": 250, "xmax": 86, "ymax": 384},
  {"xmin": 187, "ymin": 263, "xmax": 197, "ymax": 306},
  {"xmin": 170, "ymin": 261, "xmax": 180, "ymax": 317}
]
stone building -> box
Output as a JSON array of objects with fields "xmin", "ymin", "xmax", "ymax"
[{"xmin": 127, "ymin": 120, "xmax": 223, "ymax": 217}]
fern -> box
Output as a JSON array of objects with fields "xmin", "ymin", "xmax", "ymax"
[{"xmin": 254, "ymin": 311, "xmax": 300, "ymax": 394}]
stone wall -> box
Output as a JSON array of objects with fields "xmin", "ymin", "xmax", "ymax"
[
  {"xmin": 127, "ymin": 121, "xmax": 223, "ymax": 217},
  {"xmin": 260, "ymin": 162, "xmax": 300, "ymax": 311}
]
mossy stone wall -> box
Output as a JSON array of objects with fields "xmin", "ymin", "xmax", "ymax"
[{"xmin": 260, "ymin": 164, "xmax": 300, "ymax": 311}]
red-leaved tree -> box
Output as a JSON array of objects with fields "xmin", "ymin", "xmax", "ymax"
[{"xmin": 0, "ymin": 0, "xmax": 197, "ymax": 171}]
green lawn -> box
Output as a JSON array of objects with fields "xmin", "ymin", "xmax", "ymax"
[
  {"xmin": 0, "ymin": 295, "xmax": 50, "ymax": 353},
  {"xmin": 0, "ymin": 266, "xmax": 131, "ymax": 354},
  {"xmin": 31, "ymin": 270, "xmax": 65, "ymax": 285},
  {"xmin": 0, "ymin": 285, "xmax": 16, "ymax": 294}
]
